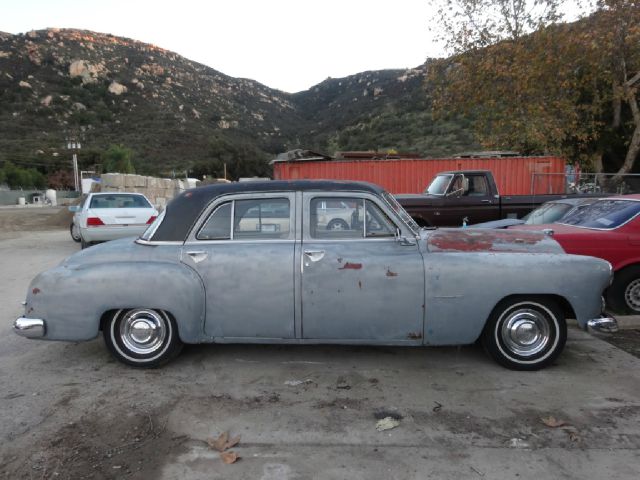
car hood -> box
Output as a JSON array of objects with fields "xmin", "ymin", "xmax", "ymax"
[{"xmin": 426, "ymin": 228, "xmax": 564, "ymax": 253}]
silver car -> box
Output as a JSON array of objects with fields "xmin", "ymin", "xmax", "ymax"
[
  {"xmin": 69, "ymin": 192, "xmax": 158, "ymax": 248},
  {"xmin": 15, "ymin": 181, "xmax": 616, "ymax": 370}
]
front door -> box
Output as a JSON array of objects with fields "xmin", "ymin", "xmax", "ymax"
[
  {"xmin": 182, "ymin": 193, "xmax": 296, "ymax": 339},
  {"xmin": 301, "ymin": 193, "xmax": 425, "ymax": 341}
]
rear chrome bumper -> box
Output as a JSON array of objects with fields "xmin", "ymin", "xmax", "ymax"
[
  {"xmin": 587, "ymin": 316, "xmax": 619, "ymax": 334},
  {"xmin": 14, "ymin": 318, "xmax": 46, "ymax": 338}
]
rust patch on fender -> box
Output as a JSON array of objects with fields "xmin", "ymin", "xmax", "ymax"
[
  {"xmin": 385, "ymin": 268, "xmax": 398, "ymax": 277},
  {"xmin": 408, "ymin": 332, "xmax": 423, "ymax": 340},
  {"xmin": 339, "ymin": 262, "xmax": 362, "ymax": 270},
  {"xmin": 32, "ymin": 287, "xmax": 41, "ymax": 295},
  {"xmin": 428, "ymin": 229, "xmax": 548, "ymax": 253}
]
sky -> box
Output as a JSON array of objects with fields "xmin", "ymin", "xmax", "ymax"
[{"xmin": 2, "ymin": 0, "xmax": 588, "ymax": 93}]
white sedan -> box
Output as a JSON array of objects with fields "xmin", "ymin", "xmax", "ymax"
[{"xmin": 69, "ymin": 193, "xmax": 158, "ymax": 248}]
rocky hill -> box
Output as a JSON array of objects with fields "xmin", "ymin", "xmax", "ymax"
[{"xmin": 0, "ymin": 29, "xmax": 477, "ymax": 177}]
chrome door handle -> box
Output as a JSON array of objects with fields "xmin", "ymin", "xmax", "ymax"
[
  {"xmin": 186, "ymin": 251, "xmax": 208, "ymax": 264},
  {"xmin": 303, "ymin": 250, "xmax": 325, "ymax": 262},
  {"xmin": 481, "ymin": 199, "xmax": 492, "ymax": 203}
]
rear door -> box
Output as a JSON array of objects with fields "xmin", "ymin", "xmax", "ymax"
[
  {"xmin": 182, "ymin": 193, "xmax": 297, "ymax": 339},
  {"xmin": 300, "ymin": 192, "xmax": 425, "ymax": 341}
]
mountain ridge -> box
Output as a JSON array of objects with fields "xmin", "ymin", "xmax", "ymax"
[{"xmin": 0, "ymin": 28, "xmax": 477, "ymax": 178}]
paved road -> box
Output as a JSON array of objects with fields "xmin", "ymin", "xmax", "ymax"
[{"xmin": 1, "ymin": 230, "xmax": 639, "ymax": 479}]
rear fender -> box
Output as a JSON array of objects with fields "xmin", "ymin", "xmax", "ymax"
[{"xmin": 25, "ymin": 262, "xmax": 206, "ymax": 343}]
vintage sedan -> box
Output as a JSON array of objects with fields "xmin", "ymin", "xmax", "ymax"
[
  {"xmin": 513, "ymin": 195, "xmax": 640, "ymax": 314},
  {"xmin": 14, "ymin": 181, "xmax": 617, "ymax": 370}
]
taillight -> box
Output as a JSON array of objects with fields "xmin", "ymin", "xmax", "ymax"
[
  {"xmin": 146, "ymin": 216, "xmax": 157, "ymax": 224},
  {"xmin": 87, "ymin": 217, "xmax": 105, "ymax": 227}
]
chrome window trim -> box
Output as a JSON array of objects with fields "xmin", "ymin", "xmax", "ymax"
[
  {"xmin": 136, "ymin": 239, "xmax": 184, "ymax": 246},
  {"xmin": 185, "ymin": 238, "xmax": 296, "ymax": 246},
  {"xmin": 303, "ymin": 191, "xmax": 411, "ymax": 242},
  {"xmin": 195, "ymin": 201, "xmax": 232, "ymax": 241},
  {"xmin": 187, "ymin": 192, "xmax": 296, "ymax": 243}
]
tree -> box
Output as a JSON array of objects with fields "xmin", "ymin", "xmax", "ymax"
[
  {"xmin": 432, "ymin": 0, "xmax": 564, "ymax": 52},
  {"xmin": 102, "ymin": 144, "xmax": 135, "ymax": 174},
  {"xmin": 594, "ymin": 0, "xmax": 640, "ymax": 179},
  {"xmin": 0, "ymin": 162, "xmax": 47, "ymax": 189},
  {"xmin": 429, "ymin": 0, "xmax": 640, "ymax": 174},
  {"xmin": 47, "ymin": 169, "xmax": 75, "ymax": 190}
]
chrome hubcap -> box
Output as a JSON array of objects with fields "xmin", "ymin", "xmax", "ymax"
[
  {"xmin": 328, "ymin": 221, "xmax": 347, "ymax": 230},
  {"xmin": 120, "ymin": 309, "xmax": 167, "ymax": 355},
  {"xmin": 501, "ymin": 309, "xmax": 550, "ymax": 357},
  {"xmin": 625, "ymin": 279, "xmax": 640, "ymax": 311}
]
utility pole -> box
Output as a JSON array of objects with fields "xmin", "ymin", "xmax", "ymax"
[{"xmin": 66, "ymin": 137, "xmax": 82, "ymax": 192}]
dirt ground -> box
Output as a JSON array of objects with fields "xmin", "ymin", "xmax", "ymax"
[
  {"xmin": 0, "ymin": 206, "xmax": 72, "ymax": 237},
  {"xmin": 1, "ymin": 209, "xmax": 640, "ymax": 480}
]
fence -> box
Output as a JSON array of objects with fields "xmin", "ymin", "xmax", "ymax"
[
  {"xmin": 531, "ymin": 173, "xmax": 640, "ymax": 196},
  {"xmin": 0, "ymin": 190, "xmax": 80, "ymax": 206}
]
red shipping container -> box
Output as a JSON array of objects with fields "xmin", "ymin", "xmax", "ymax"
[{"xmin": 272, "ymin": 156, "xmax": 566, "ymax": 195}]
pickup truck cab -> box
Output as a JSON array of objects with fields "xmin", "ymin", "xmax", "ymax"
[{"xmin": 396, "ymin": 170, "xmax": 600, "ymax": 227}]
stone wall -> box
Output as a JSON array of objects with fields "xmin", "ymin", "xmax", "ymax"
[{"xmin": 98, "ymin": 174, "xmax": 192, "ymax": 208}]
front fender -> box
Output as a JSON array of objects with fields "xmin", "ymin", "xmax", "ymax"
[
  {"xmin": 25, "ymin": 261, "xmax": 205, "ymax": 343},
  {"xmin": 424, "ymin": 252, "xmax": 612, "ymax": 345}
]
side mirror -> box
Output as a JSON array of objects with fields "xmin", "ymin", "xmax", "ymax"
[
  {"xmin": 395, "ymin": 227, "xmax": 417, "ymax": 246},
  {"xmin": 68, "ymin": 206, "xmax": 79, "ymax": 212}
]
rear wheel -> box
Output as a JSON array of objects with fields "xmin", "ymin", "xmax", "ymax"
[
  {"xmin": 607, "ymin": 266, "xmax": 640, "ymax": 314},
  {"xmin": 482, "ymin": 297, "xmax": 566, "ymax": 371},
  {"xmin": 70, "ymin": 222, "xmax": 81, "ymax": 242},
  {"xmin": 103, "ymin": 308, "xmax": 183, "ymax": 368}
]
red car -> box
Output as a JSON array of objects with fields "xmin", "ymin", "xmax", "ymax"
[{"xmin": 511, "ymin": 195, "xmax": 640, "ymax": 314}]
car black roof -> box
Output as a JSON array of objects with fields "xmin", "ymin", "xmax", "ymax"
[{"xmin": 151, "ymin": 180, "xmax": 384, "ymax": 242}]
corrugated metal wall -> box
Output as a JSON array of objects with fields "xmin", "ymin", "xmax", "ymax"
[{"xmin": 273, "ymin": 156, "xmax": 566, "ymax": 195}]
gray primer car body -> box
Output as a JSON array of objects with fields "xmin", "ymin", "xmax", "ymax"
[{"xmin": 19, "ymin": 180, "xmax": 612, "ymax": 349}]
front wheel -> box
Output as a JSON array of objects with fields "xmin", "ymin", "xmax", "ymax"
[
  {"xmin": 607, "ymin": 266, "xmax": 640, "ymax": 314},
  {"xmin": 481, "ymin": 297, "xmax": 566, "ymax": 371},
  {"xmin": 103, "ymin": 308, "xmax": 183, "ymax": 368}
]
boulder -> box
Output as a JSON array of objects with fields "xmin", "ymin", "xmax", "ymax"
[{"xmin": 108, "ymin": 81, "xmax": 127, "ymax": 95}]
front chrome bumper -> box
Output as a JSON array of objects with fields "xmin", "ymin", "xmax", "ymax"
[
  {"xmin": 587, "ymin": 316, "xmax": 619, "ymax": 334},
  {"xmin": 14, "ymin": 318, "xmax": 46, "ymax": 338}
]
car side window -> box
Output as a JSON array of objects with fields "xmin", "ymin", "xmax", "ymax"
[
  {"xmin": 197, "ymin": 202, "xmax": 232, "ymax": 240},
  {"xmin": 365, "ymin": 200, "xmax": 396, "ymax": 237},
  {"xmin": 234, "ymin": 198, "xmax": 290, "ymax": 239},
  {"xmin": 466, "ymin": 175, "xmax": 489, "ymax": 196},
  {"xmin": 310, "ymin": 197, "xmax": 396, "ymax": 239}
]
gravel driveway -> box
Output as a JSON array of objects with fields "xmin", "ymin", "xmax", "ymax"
[{"xmin": 1, "ymin": 212, "xmax": 639, "ymax": 479}]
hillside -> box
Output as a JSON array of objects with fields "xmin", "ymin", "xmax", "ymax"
[{"xmin": 0, "ymin": 28, "xmax": 478, "ymax": 178}]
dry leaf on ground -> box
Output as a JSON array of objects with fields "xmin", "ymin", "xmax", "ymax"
[
  {"xmin": 207, "ymin": 431, "xmax": 241, "ymax": 452},
  {"xmin": 540, "ymin": 416, "xmax": 567, "ymax": 428},
  {"xmin": 376, "ymin": 416, "xmax": 400, "ymax": 431},
  {"xmin": 220, "ymin": 451, "xmax": 240, "ymax": 464}
]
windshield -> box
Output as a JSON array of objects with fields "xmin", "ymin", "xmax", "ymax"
[
  {"xmin": 139, "ymin": 209, "xmax": 166, "ymax": 241},
  {"xmin": 383, "ymin": 191, "xmax": 420, "ymax": 234},
  {"xmin": 560, "ymin": 199, "xmax": 640, "ymax": 230},
  {"xmin": 523, "ymin": 203, "xmax": 572, "ymax": 225},
  {"xmin": 426, "ymin": 174, "xmax": 453, "ymax": 195}
]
